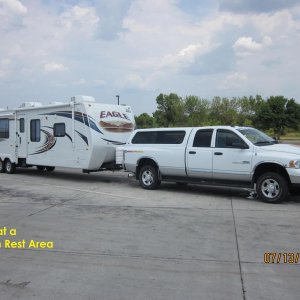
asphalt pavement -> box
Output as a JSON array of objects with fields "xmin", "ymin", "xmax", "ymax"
[{"xmin": 0, "ymin": 168, "xmax": 299, "ymax": 300}]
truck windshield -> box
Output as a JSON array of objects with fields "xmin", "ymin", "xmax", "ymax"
[{"xmin": 237, "ymin": 128, "xmax": 277, "ymax": 146}]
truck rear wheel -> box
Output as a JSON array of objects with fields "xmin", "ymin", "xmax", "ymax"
[
  {"xmin": 37, "ymin": 166, "xmax": 45, "ymax": 171},
  {"xmin": 139, "ymin": 165, "xmax": 161, "ymax": 190},
  {"xmin": 256, "ymin": 172, "xmax": 288, "ymax": 203},
  {"xmin": 5, "ymin": 159, "xmax": 16, "ymax": 174}
]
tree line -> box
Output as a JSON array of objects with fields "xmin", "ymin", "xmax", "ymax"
[{"xmin": 135, "ymin": 93, "xmax": 300, "ymax": 139}]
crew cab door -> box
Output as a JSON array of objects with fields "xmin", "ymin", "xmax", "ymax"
[
  {"xmin": 212, "ymin": 129, "xmax": 253, "ymax": 182},
  {"xmin": 186, "ymin": 129, "xmax": 213, "ymax": 179}
]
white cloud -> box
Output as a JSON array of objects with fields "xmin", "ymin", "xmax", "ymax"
[
  {"xmin": 72, "ymin": 78, "xmax": 86, "ymax": 85},
  {"xmin": 94, "ymin": 79, "xmax": 107, "ymax": 87},
  {"xmin": 0, "ymin": 58, "xmax": 12, "ymax": 78},
  {"xmin": 0, "ymin": 0, "xmax": 27, "ymax": 15},
  {"xmin": 251, "ymin": 10, "xmax": 296, "ymax": 35},
  {"xmin": 43, "ymin": 63, "xmax": 68, "ymax": 73},
  {"xmin": 233, "ymin": 36, "xmax": 272, "ymax": 57},
  {"xmin": 1, "ymin": 0, "xmax": 300, "ymax": 112},
  {"xmin": 59, "ymin": 5, "xmax": 100, "ymax": 36},
  {"xmin": 220, "ymin": 72, "xmax": 248, "ymax": 89},
  {"xmin": 159, "ymin": 42, "xmax": 217, "ymax": 69},
  {"xmin": 121, "ymin": 73, "xmax": 146, "ymax": 89}
]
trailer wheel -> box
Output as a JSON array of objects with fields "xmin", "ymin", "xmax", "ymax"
[
  {"xmin": 46, "ymin": 167, "xmax": 55, "ymax": 172},
  {"xmin": 37, "ymin": 166, "xmax": 45, "ymax": 171},
  {"xmin": 256, "ymin": 172, "xmax": 288, "ymax": 204},
  {"xmin": 0, "ymin": 160, "xmax": 5, "ymax": 173},
  {"xmin": 139, "ymin": 165, "xmax": 161, "ymax": 190},
  {"xmin": 5, "ymin": 159, "xmax": 16, "ymax": 174}
]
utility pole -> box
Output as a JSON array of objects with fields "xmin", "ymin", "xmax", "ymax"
[{"xmin": 116, "ymin": 95, "xmax": 120, "ymax": 105}]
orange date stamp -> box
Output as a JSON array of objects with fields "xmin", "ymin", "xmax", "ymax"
[{"xmin": 264, "ymin": 252, "xmax": 299, "ymax": 264}]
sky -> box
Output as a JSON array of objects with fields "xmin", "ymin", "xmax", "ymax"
[{"xmin": 1, "ymin": 0, "xmax": 300, "ymax": 115}]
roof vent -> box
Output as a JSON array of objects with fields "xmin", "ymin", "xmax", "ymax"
[
  {"xmin": 19, "ymin": 102, "xmax": 43, "ymax": 108},
  {"xmin": 49, "ymin": 101, "xmax": 64, "ymax": 105},
  {"xmin": 71, "ymin": 95, "xmax": 95, "ymax": 103}
]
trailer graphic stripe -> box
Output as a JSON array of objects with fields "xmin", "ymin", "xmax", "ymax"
[
  {"xmin": 29, "ymin": 129, "xmax": 56, "ymax": 155},
  {"xmin": 75, "ymin": 131, "xmax": 88, "ymax": 146},
  {"xmin": 43, "ymin": 126, "xmax": 73, "ymax": 142},
  {"xmin": 101, "ymin": 138, "xmax": 125, "ymax": 145},
  {"xmin": 41, "ymin": 111, "xmax": 103, "ymax": 134}
]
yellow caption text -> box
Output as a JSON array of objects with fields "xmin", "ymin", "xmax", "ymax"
[
  {"xmin": 264, "ymin": 252, "xmax": 299, "ymax": 264},
  {"xmin": 0, "ymin": 227, "xmax": 54, "ymax": 249}
]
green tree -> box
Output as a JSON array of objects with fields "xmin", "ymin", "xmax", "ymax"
[
  {"xmin": 184, "ymin": 96, "xmax": 210, "ymax": 126},
  {"xmin": 236, "ymin": 95, "xmax": 264, "ymax": 126},
  {"xmin": 254, "ymin": 96, "xmax": 300, "ymax": 139},
  {"xmin": 135, "ymin": 113, "xmax": 157, "ymax": 129},
  {"xmin": 210, "ymin": 97, "xmax": 239, "ymax": 125},
  {"xmin": 153, "ymin": 93, "xmax": 185, "ymax": 127}
]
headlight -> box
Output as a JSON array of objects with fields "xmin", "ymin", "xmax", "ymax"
[{"xmin": 289, "ymin": 160, "xmax": 300, "ymax": 169}]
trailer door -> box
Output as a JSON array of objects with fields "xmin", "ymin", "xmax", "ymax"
[{"xmin": 17, "ymin": 115, "xmax": 27, "ymax": 158}]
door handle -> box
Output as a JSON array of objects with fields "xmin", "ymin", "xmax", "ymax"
[
  {"xmin": 214, "ymin": 152, "xmax": 223, "ymax": 155},
  {"xmin": 189, "ymin": 151, "xmax": 196, "ymax": 154}
]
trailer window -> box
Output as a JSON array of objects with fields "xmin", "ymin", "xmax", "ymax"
[
  {"xmin": 20, "ymin": 118, "xmax": 25, "ymax": 133},
  {"xmin": 0, "ymin": 119, "xmax": 9, "ymax": 138},
  {"xmin": 54, "ymin": 123, "xmax": 65, "ymax": 137},
  {"xmin": 193, "ymin": 129, "xmax": 213, "ymax": 147},
  {"xmin": 132, "ymin": 131, "xmax": 185, "ymax": 144},
  {"xmin": 30, "ymin": 119, "xmax": 40, "ymax": 142}
]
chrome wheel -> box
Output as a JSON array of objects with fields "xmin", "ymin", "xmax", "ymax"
[
  {"xmin": 256, "ymin": 172, "xmax": 288, "ymax": 203},
  {"xmin": 142, "ymin": 170, "xmax": 154, "ymax": 186},
  {"xmin": 261, "ymin": 178, "xmax": 280, "ymax": 199},
  {"xmin": 5, "ymin": 161, "xmax": 12, "ymax": 173},
  {"xmin": 139, "ymin": 165, "xmax": 161, "ymax": 190}
]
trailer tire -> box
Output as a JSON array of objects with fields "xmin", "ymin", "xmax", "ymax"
[
  {"xmin": 139, "ymin": 165, "xmax": 161, "ymax": 190},
  {"xmin": 0, "ymin": 160, "xmax": 5, "ymax": 173},
  {"xmin": 5, "ymin": 159, "xmax": 16, "ymax": 174},
  {"xmin": 256, "ymin": 172, "xmax": 288, "ymax": 204},
  {"xmin": 37, "ymin": 166, "xmax": 45, "ymax": 171},
  {"xmin": 46, "ymin": 167, "xmax": 55, "ymax": 172}
]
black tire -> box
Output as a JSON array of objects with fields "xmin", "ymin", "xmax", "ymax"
[
  {"xmin": 5, "ymin": 159, "xmax": 16, "ymax": 174},
  {"xmin": 46, "ymin": 166, "xmax": 55, "ymax": 172},
  {"xmin": 139, "ymin": 165, "xmax": 161, "ymax": 190},
  {"xmin": 37, "ymin": 166, "xmax": 45, "ymax": 171},
  {"xmin": 290, "ymin": 187, "xmax": 300, "ymax": 195},
  {"xmin": 256, "ymin": 172, "xmax": 288, "ymax": 203},
  {"xmin": 0, "ymin": 160, "xmax": 5, "ymax": 173}
]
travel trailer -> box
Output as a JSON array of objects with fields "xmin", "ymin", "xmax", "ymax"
[{"xmin": 0, "ymin": 95, "xmax": 135, "ymax": 174}]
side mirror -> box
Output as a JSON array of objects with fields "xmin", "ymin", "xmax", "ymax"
[{"xmin": 232, "ymin": 142, "xmax": 249, "ymax": 149}]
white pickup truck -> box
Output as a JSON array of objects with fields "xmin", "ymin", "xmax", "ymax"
[{"xmin": 118, "ymin": 126, "xmax": 300, "ymax": 203}]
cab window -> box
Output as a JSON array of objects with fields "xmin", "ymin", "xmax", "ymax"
[
  {"xmin": 216, "ymin": 130, "xmax": 247, "ymax": 148},
  {"xmin": 193, "ymin": 129, "xmax": 213, "ymax": 147},
  {"xmin": 132, "ymin": 131, "xmax": 185, "ymax": 144}
]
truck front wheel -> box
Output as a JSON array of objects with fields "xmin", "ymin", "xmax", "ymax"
[
  {"xmin": 256, "ymin": 172, "xmax": 288, "ymax": 203},
  {"xmin": 139, "ymin": 165, "xmax": 161, "ymax": 190}
]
